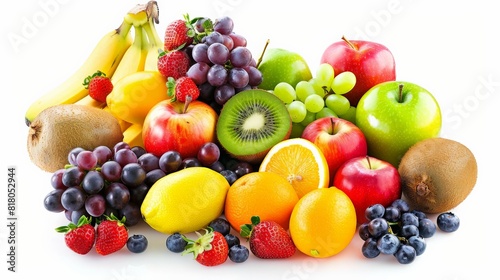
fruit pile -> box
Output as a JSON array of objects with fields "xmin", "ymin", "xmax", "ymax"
[{"xmin": 26, "ymin": 0, "xmax": 479, "ymax": 267}]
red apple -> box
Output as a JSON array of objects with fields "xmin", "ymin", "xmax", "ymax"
[
  {"xmin": 333, "ymin": 156, "xmax": 401, "ymax": 224},
  {"xmin": 142, "ymin": 99, "xmax": 217, "ymax": 158},
  {"xmin": 320, "ymin": 36, "xmax": 396, "ymax": 106},
  {"xmin": 301, "ymin": 117, "xmax": 367, "ymax": 185}
]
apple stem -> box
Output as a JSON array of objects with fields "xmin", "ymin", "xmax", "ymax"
[
  {"xmin": 183, "ymin": 95, "xmax": 192, "ymax": 114},
  {"xmin": 366, "ymin": 155, "xmax": 372, "ymax": 169},
  {"xmin": 255, "ymin": 39, "xmax": 270, "ymax": 68},
  {"xmin": 398, "ymin": 84, "xmax": 404, "ymax": 103},
  {"xmin": 342, "ymin": 35, "xmax": 357, "ymax": 51},
  {"xmin": 330, "ymin": 117, "xmax": 335, "ymax": 135}
]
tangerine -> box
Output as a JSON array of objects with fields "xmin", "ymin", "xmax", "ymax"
[
  {"xmin": 289, "ymin": 187, "xmax": 356, "ymax": 258},
  {"xmin": 224, "ymin": 171, "xmax": 299, "ymax": 231}
]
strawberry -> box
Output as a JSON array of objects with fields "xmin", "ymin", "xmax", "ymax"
[
  {"xmin": 167, "ymin": 76, "xmax": 200, "ymax": 103},
  {"xmin": 240, "ymin": 216, "xmax": 296, "ymax": 259},
  {"xmin": 55, "ymin": 215, "xmax": 95, "ymax": 255},
  {"xmin": 83, "ymin": 70, "xmax": 113, "ymax": 103},
  {"xmin": 164, "ymin": 17, "xmax": 194, "ymax": 51},
  {"xmin": 95, "ymin": 214, "xmax": 128, "ymax": 256},
  {"xmin": 157, "ymin": 50, "xmax": 190, "ymax": 80},
  {"xmin": 182, "ymin": 227, "xmax": 229, "ymax": 266}
]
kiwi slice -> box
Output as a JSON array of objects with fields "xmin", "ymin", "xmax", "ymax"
[{"xmin": 216, "ymin": 89, "xmax": 292, "ymax": 164}]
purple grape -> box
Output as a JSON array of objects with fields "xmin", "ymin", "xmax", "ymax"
[
  {"xmin": 228, "ymin": 67, "xmax": 249, "ymax": 89},
  {"xmin": 131, "ymin": 146, "xmax": 147, "ymax": 158},
  {"xmin": 159, "ymin": 151, "xmax": 182, "ymax": 174},
  {"xmin": 207, "ymin": 64, "xmax": 228, "ymax": 87},
  {"xmin": 205, "ymin": 31, "xmax": 224, "ymax": 45},
  {"xmin": 197, "ymin": 82, "xmax": 215, "ymax": 103},
  {"xmin": 51, "ymin": 169, "xmax": 66, "ymax": 190},
  {"xmin": 105, "ymin": 182, "xmax": 130, "ymax": 210},
  {"xmin": 192, "ymin": 43, "xmax": 210, "ymax": 64},
  {"xmin": 214, "ymin": 16, "xmax": 234, "ymax": 35},
  {"xmin": 61, "ymin": 187, "xmax": 86, "ymax": 211},
  {"xmin": 187, "ymin": 62, "xmax": 210, "ymax": 85},
  {"xmin": 181, "ymin": 158, "xmax": 202, "ymax": 169},
  {"xmin": 76, "ymin": 150, "xmax": 98, "ymax": 170},
  {"xmin": 121, "ymin": 163, "xmax": 146, "ymax": 188},
  {"xmin": 129, "ymin": 183, "xmax": 149, "ymax": 204},
  {"xmin": 43, "ymin": 189, "xmax": 65, "ymax": 213},
  {"xmin": 230, "ymin": 47, "xmax": 252, "ymax": 68},
  {"xmin": 244, "ymin": 66, "xmax": 263, "ymax": 86},
  {"xmin": 144, "ymin": 169, "xmax": 166, "ymax": 186},
  {"xmin": 62, "ymin": 166, "xmax": 85, "ymax": 187},
  {"xmin": 113, "ymin": 142, "xmax": 130, "ymax": 154},
  {"xmin": 214, "ymin": 84, "xmax": 235, "ymax": 105},
  {"xmin": 85, "ymin": 194, "xmax": 106, "ymax": 217},
  {"xmin": 229, "ymin": 33, "xmax": 247, "ymax": 48},
  {"xmin": 207, "ymin": 43, "xmax": 229, "ymax": 65},
  {"xmin": 81, "ymin": 170, "xmax": 105, "ymax": 194},
  {"xmin": 197, "ymin": 142, "xmax": 220, "ymax": 166},
  {"xmin": 114, "ymin": 148, "xmax": 138, "ymax": 167},
  {"xmin": 194, "ymin": 17, "xmax": 209, "ymax": 33},
  {"xmin": 100, "ymin": 160, "xmax": 122, "ymax": 182},
  {"xmin": 119, "ymin": 203, "xmax": 142, "ymax": 227},
  {"xmin": 209, "ymin": 161, "xmax": 225, "ymax": 173},
  {"xmin": 233, "ymin": 161, "xmax": 253, "ymax": 177},
  {"xmin": 137, "ymin": 153, "xmax": 160, "ymax": 173},
  {"xmin": 68, "ymin": 147, "xmax": 85, "ymax": 166},
  {"xmin": 92, "ymin": 146, "xmax": 113, "ymax": 165},
  {"xmin": 221, "ymin": 35, "xmax": 234, "ymax": 50}
]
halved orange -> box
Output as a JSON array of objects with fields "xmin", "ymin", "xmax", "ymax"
[{"xmin": 259, "ymin": 138, "xmax": 330, "ymax": 198}]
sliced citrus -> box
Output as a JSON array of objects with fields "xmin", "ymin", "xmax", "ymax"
[
  {"xmin": 289, "ymin": 187, "xmax": 357, "ymax": 258},
  {"xmin": 259, "ymin": 138, "xmax": 330, "ymax": 198}
]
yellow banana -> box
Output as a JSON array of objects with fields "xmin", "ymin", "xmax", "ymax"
[
  {"xmin": 24, "ymin": 21, "xmax": 133, "ymax": 126},
  {"xmin": 122, "ymin": 123, "xmax": 144, "ymax": 148},
  {"xmin": 74, "ymin": 95, "xmax": 106, "ymax": 109},
  {"xmin": 143, "ymin": 5, "xmax": 163, "ymax": 72},
  {"xmin": 102, "ymin": 106, "xmax": 132, "ymax": 132}
]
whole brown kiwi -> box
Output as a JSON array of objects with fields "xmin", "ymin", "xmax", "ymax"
[
  {"xmin": 398, "ymin": 137, "xmax": 477, "ymax": 214},
  {"xmin": 27, "ymin": 104, "xmax": 123, "ymax": 172}
]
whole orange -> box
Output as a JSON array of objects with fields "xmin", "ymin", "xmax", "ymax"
[
  {"xmin": 289, "ymin": 187, "xmax": 356, "ymax": 258},
  {"xmin": 225, "ymin": 171, "xmax": 299, "ymax": 231}
]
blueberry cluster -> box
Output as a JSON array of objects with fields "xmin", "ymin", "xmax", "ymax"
[
  {"xmin": 166, "ymin": 217, "xmax": 250, "ymax": 263},
  {"xmin": 359, "ymin": 199, "xmax": 460, "ymax": 264}
]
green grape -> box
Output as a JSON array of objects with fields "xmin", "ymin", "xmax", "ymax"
[
  {"xmin": 287, "ymin": 100, "xmax": 307, "ymax": 123},
  {"xmin": 325, "ymin": 94, "xmax": 350, "ymax": 116},
  {"xmin": 309, "ymin": 78, "xmax": 328, "ymax": 98},
  {"xmin": 273, "ymin": 82, "xmax": 296, "ymax": 104},
  {"xmin": 331, "ymin": 71, "xmax": 356, "ymax": 95},
  {"xmin": 304, "ymin": 94, "xmax": 325, "ymax": 113},
  {"xmin": 316, "ymin": 63, "xmax": 335, "ymax": 91},
  {"xmin": 290, "ymin": 122, "xmax": 306, "ymax": 138},
  {"xmin": 338, "ymin": 106, "xmax": 357, "ymax": 124},
  {"xmin": 315, "ymin": 107, "xmax": 337, "ymax": 120},
  {"xmin": 295, "ymin": 81, "xmax": 315, "ymax": 102},
  {"xmin": 300, "ymin": 111, "xmax": 316, "ymax": 127}
]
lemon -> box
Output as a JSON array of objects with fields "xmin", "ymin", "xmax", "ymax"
[{"xmin": 140, "ymin": 167, "xmax": 230, "ymax": 234}]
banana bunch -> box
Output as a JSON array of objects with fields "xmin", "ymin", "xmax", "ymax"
[{"xmin": 24, "ymin": 1, "xmax": 164, "ymax": 148}]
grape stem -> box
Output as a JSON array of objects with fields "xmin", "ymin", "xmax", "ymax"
[
  {"xmin": 342, "ymin": 36, "xmax": 357, "ymax": 51},
  {"xmin": 255, "ymin": 39, "xmax": 270, "ymax": 68}
]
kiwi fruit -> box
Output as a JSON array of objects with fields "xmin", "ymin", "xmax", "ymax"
[
  {"xmin": 216, "ymin": 89, "xmax": 292, "ymax": 164},
  {"xmin": 398, "ymin": 137, "xmax": 477, "ymax": 214},
  {"xmin": 27, "ymin": 104, "xmax": 123, "ymax": 172}
]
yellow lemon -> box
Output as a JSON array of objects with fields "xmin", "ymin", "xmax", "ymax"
[{"xmin": 141, "ymin": 167, "xmax": 230, "ymax": 234}]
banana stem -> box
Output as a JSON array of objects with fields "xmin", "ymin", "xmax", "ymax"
[
  {"xmin": 132, "ymin": 25, "xmax": 145, "ymax": 49},
  {"xmin": 117, "ymin": 19, "xmax": 133, "ymax": 39}
]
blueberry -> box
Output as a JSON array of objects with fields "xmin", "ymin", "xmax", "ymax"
[
  {"xmin": 410, "ymin": 209, "xmax": 427, "ymax": 221},
  {"xmin": 407, "ymin": 235, "xmax": 426, "ymax": 256},
  {"xmin": 358, "ymin": 223, "xmax": 371, "ymax": 241},
  {"xmin": 437, "ymin": 212, "xmax": 460, "ymax": 232},
  {"xmin": 365, "ymin": 204, "xmax": 385, "ymax": 221},
  {"xmin": 228, "ymin": 245, "xmax": 249, "ymax": 263},
  {"xmin": 361, "ymin": 237, "xmax": 380, "ymax": 259},
  {"xmin": 391, "ymin": 199, "xmax": 410, "ymax": 213},
  {"xmin": 367, "ymin": 218, "xmax": 389, "ymax": 238},
  {"xmin": 225, "ymin": 233, "xmax": 240, "ymax": 248},
  {"xmin": 376, "ymin": 233, "xmax": 400, "ymax": 255},
  {"xmin": 127, "ymin": 234, "xmax": 148, "ymax": 253},
  {"xmin": 383, "ymin": 206, "xmax": 400, "ymax": 222},
  {"xmin": 394, "ymin": 244, "xmax": 416, "ymax": 264},
  {"xmin": 220, "ymin": 169, "xmax": 238, "ymax": 185},
  {"xmin": 400, "ymin": 224, "xmax": 419, "ymax": 238},
  {"xmin": 418, "ymin": 218, "xmax": 437, "ymax": 238},
  {"xmin": 166, "ymin": 233, "xmax": 187, "ymax": 253},
  {"xmin": 400, "ymin": 212, "xmax": 419, "ymax": 227},
  {"xmin": 209, "ymin": 217, "xmax": 231, "ymax": 236}
]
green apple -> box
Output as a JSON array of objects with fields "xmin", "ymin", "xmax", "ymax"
[
  {"xmin": 257, "ymin": 48, "xmax": 312, "ymax": 90},
  {"xmin": 355, "ymin": 81, "xmax": 441, "ymax": 167}
]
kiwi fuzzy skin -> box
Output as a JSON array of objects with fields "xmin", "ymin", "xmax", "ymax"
[
  {"xmin": 27, "ymin": 104, "xmax": 123, "ymax": 172},
  {"xmin": 398, "ymin": 137, "xmax": 477, "ymax": 214}
]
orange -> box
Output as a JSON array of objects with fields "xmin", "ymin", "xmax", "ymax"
[
  {"xmin": 289, "ymin": 187, "xmax": 356, "ymax": 258},
  {"xmin": 259, "ymin": 138, "xmax": 330, "ymax": 198},
  {"xmin": 224, "ymin": 171, "xmax": 299, "ymax": 231}
]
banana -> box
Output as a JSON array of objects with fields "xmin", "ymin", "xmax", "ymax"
[
  {"xmin": 74, "ymin": 95, "xmax": 106, "ymax": 109},
  {"xmin": 102, "ymin": 106, "xmax": 132, "ymax": 132},
  {"xmin": 122, "ymin": 123, "xmax": 144, "ymax": 148},
  {"xmin": 24, "ymin": 21, "xmax": 133, "ymax": 126},
  {"xmin": 143, "ymin": 4, "xmax": 163, "ymax": 71}
]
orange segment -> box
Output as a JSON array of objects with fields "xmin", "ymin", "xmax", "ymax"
[{"xmin": 259, "ymin": 138, "xmax": 330, "ymax": 198}]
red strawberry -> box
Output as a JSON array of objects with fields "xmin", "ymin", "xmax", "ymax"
[
  {"xmin": 157, "ymin": 50, "xmax": 190, "ymax": 80},
  {"xmin": 83, "ymin": 70, "xmax": 113, "ymax": 103},
  {"xmin": 164, "ymin": 17, "xmax": 194, "ymax": 51},
  {"xmin": 182, "ymin": 228, "xmax": 229, "ymax": 266},
  {"xmin": 167, "ymin": 76, "xmax": 200, "ymax": 103},
  {"xmin": 240, "ymin": 216, "xmax": 296, "ymax": 259},
  {"xmin": 95, "ymin": 214, "xmax": 128, "ymax": 256},
  {"xmin": 55, "ymin": 216, "xmax": 95, "ymax": 255}
]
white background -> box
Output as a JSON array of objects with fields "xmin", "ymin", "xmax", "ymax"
[{"xmin": 1, "ymin": 0, "xmax": 498, "ymax": 279}]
